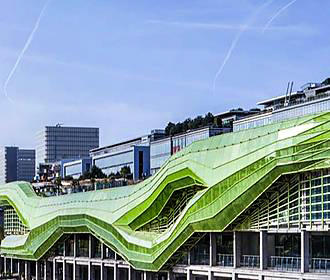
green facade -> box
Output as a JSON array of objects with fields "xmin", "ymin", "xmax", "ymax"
[{"xmin": 1, "ymin": 112, "xmax": 330, "ymax": 271}]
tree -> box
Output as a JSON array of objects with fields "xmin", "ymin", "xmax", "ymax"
[
  {"xmin": 54, "ymin": 176, "xmax": 62, "ymax": 196},
  {"xmin": 120, "ymin": 166, "xmax": 131, "ymax": 181}
]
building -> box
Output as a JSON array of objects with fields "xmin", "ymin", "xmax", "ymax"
[
  {"xmin": 90, "ymin": 135, "xmax": 151, "ymax": 181},
  {"xmin": 63, "ymin": 158, "xmax": 92, "ymax": 179},
  {"xmin": 0, "ymin": 147, "xmax": 35, "ymax": 184},
  {"xmin": 36, "ymin": 125, "xmax": 99, "ymax": 173},
  {"xmin": 1, "ymin": 113, "xmax": 330, "ymax": 279},
  {"xmin": 233, "ymin": 78, "xmax": 330, "ymax": 131},
  {"xmin": 17, "ymin": 149, "xmax": 36, "ymax": 182},
  {"xmin": 214, "ymin": 108, "xmax": 261, "ymax": 128},
  {"xmin": 150, "ymin": 126, "xmax": 226, "ymax": 175}
]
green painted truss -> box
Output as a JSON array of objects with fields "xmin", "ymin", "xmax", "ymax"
[{"xmin": 2, "ymin": 112, "xmax": 330, "ymax": 271}]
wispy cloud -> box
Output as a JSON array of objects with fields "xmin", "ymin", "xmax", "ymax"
[{"xmin": 146, "ymin": 19, "xmax": 312, "ymax": 33}]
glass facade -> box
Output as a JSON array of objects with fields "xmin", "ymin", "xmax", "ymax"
[
  {"xmin": 150, "ymin": 138, "xmax": 171, "ymax": 175},
  {"xmin": 93, "ymin": 150, "xmax": 134, "ymax": 175},
  {"xmin": 234, "ymin": 97, "xmax": 330, "ymax": 132}
]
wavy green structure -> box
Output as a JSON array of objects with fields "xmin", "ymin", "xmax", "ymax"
[{"xmin": 1, "ymin": 112, "xmax": 330, "ymax": 271}]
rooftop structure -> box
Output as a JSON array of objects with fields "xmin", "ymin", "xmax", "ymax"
[
  {"xmin": 1, "ymin": 113, "xmax": 330, "ymax": 279},
  {"xmin": 234, "ymin": 78, "xmax": 330, "ymax": 132}
]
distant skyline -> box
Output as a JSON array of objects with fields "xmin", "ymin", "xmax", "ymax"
[{"xmin": 0, "ymin": 0, "xmax": 329, "ymax": 148}]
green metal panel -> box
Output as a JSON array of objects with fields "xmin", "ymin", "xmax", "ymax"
[{"xmin": 1, "ymin": 112, "xmax": 330, "ymax": 271}]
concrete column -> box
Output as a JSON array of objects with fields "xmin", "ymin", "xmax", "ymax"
[
  {"xmin": 187, "ymin": 269, "xmax": 192, "ymax": 280},
  {"xmin": 43, "ymin": 261, "xmax": 47, "ymax": 280},
  {"xmin": 233, "ymin": 232, "xmax": 241, "ymax": 268},
  {"xmin": 167, "ymin": 271, "xmax": 174, "ymax": 280},
  {"xmin": 4, "ymin": 256, "xmax": 6, "ymax": 274},
  {"xmin": 114, "ymin": 263, "xmax": 119, "ymax": 280},
  {"xmin": 143, "ymin": 271, "xmax": 147, "ymax": 280},
  {"xmin": 53, "ymin": 260, "xmax": 56, "ymax": 280},
  {"xmin": 73, "ymin": 261, "xmax": 76, "ymax": 280},
  {"xmin": 63, "ymin": 260, "xmax": 66, "ymax": 280},
  {"xmin": 208, "ymin": 270, "xmax": 214, "ymax": 280},
  {"xmin": 17, "ymin": 259, "xmax": 20, "ymax": 276},
  {"xmin": 25, "ymin": 261, "xmax": 31, "ymax": 280},
  {"xmin": 129, "ymin": 266, "xmax": 136, "ymax": 280},
  {"xmin": 74, "ymin": 234, "xmax": 77, "ymax": 258},
  {"xmin": 232, "ymin": 272, "xmax": 238, "ymax": 280},
  {"xmin": 88, "ymin": 262, "xmax": 91, "ymax": 280},
  {"xmin": 301, "ymin": 230, "xmax": 310, "ymax": 273},
  {"xmin": 260, "ymin": 231, "xmax": 268, "ymax": 270},
  {"xmin": 210, "ymin": 233, "xmax": 217, "ymax": 266},
  {"xmin": 10, "ymin": 258, "xmax": 13, "ymax": 275},
  {"xmin": 36, "ymin": 261, "xmax": 41, "ymax": 280},
  {"xmin": 89, "ymin": 235, "xmax": 92, "ymax": 259}
]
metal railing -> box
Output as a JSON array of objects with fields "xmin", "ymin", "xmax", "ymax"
[
  {"xmin": 268, "ymin": 256, "xmax": 301, "ymax": 271},
  {"xmin": 240, "ymin": 255, "xmax": 260, "ymax": 268},
  {"xmin": 310, "ymin": 258, "xmax": 330, "ymax": 273},
  {"xmin": 217, "ymin": 254, "xmax": 233, "ymax": 267}
]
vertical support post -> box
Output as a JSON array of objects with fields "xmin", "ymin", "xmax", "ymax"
[
  {"xmin": 129, "ymin": 266, "xmax": 136, "ymax": 280},
  {"xmin": 208, "ymin": 270, "xmax": 214, "ymax": 280},
  {"xmin": 25, "ymin": 261, "xmax": 31, "ymax": 280},
  {"xmin": 232, "ymin": 272, "xmax": 238, "ymax": 280},
  {"xmin": 233, "ymin": 232, "xmax": 241, "ymax": 268},
  {"xmin": 63, "ymin": 260, "xmax": 66, "ymax": 280},
  {"xmin": 73, "ymin": 261, "xmax": 76, "ymax": 280},
  {"xmin": 210, "ymin": 233, "xmax": 217, "ymax": 267},
  {"xmin": 17, "ymin": 259, "xmax": 20, "ymax": 276},
  {"xmin": 143, "ymin": 271, "xmax": 147, "ymax": 280},
  {"xmin": 114, "ymin": 263, "xmax": 118, "ymax": 280},
  {"xmin": 10, "ymin": 258, "xmax": 13, "ymax": 275},
  {"xmin": 44, "ymin": 261, "xmax": 47, "ymax": 280},
  {"xmin": 301, "ymin": 230, "xmax": 310, "ymax": 273},
  {"xmin": 187, "ymin": 268, "xmax": 192, "ymax": 280},
  {"xmin": 74, "ymin": 234, "xmax": 77, "ymax": 258},
  {"xmin": 53, "ymin": 259, "xmax": 56, "ymax": 280},
  {"xmin": 88, "ymin": 262, "xmax": 91, "ymax": 280},
  {"xmin": 36, "ymin": 261, "xmax": 41, "ymax": 280},
  {"xmin": 260, "ymin": 231, "xmax": 268, "ymax": 270},
  {"xmin": 89, "ymin": 235, "xmax": 92, "ymax": 259},
  {"xmin": 4, "ymin": 256, "xmax": 6, "ymax": 274}
]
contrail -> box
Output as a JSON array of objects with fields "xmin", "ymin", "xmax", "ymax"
[
  {"xmin": 3, "ymin": 0, "xmax": 51, "ymax": 102},
  {"xmin": 212, "ymin": 0, "xmax": 275, "ymax": 94},
  {"xmin": 263, "ymin": 0, "xmax": 298, "ymax": 33}
]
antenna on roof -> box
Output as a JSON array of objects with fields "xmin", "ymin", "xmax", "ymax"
[
  {"xmin": 56, "ymin": 123, "xmax": 64, "ymax": 127},
  {"xmin": 285, "ymin": 81, "xmax": 290, "ymax": 106},
  {"xmin": 288, "ymin": 81, "xmax": 294, "ymax": 103}
]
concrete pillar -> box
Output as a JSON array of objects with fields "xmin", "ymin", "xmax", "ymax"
[
  {"xmin": 114, "ymin": 263, "xmax": 119, "ymax": 280},
  {"xmin": 10, "ymin": 258, "xmax": 13, "ymax": 275},
  {"xmin": 143, "ymin": 271, "xmax": 147, "ymax": 280},
  {"xmin": 74, "ymin": 234, "xmax": 77, "ymax": 258},
  {"xmin": 167, "ymin": 271, "xmax": 174, "ymax": 280},
  {"xmin": 233, "ymin": 232, "xmax": 241, "ymax": 268},
  {"xmin": 63, "ymin": 260, "xmax": 66, "ymax": 280},
  {"xmin": 88, "ymin": 262, "xmax": 91, "ymax": 280},
  {"xmin": 73, "ymin": 261, "xmax": 76, "ymax": 280},
  {"xmin": 232, "ymin": 272, "xmax": 238, "ymax": 280},
  {"xmin": 210, "ymin": 233, "xmax": 217, "ymax": 266},
  {"xmin": 301, "ymin": 230, "xmax": 310, "ymax": 273},
  {"xmin": 53, "ymin": 260, "xmax": 56, "ymax": 280},
  {"xmin": 17, "ymin": 259, "xmax": 20, "ymax": 276},
  {"xmin": 4, "ymin": 256, "xmax": 6, "ymax": 274},
  {"xmin": 25, "ymin": 261, "xmax": 31, "ymax": 280},
  {"xmin": 260, "ymin": 231, "xmax": 268, "ymax": 270},
  {"xmin": 36, "ymin": 261, "xmax": 41, "ymax": 280},
  {"xmin": 43, "ymin": 261, "xmax": 47, "ymax": 280},
  {"xmin": 129, "ymin": 266, "xmax": 136, "ymax": 280},
  {"xmin": 187, "ymin": 269, "xmax": 192, "ymax": 280},
  {"xmin": 208, "ymin": 270, "xmax": 214, "ymax": 280}
]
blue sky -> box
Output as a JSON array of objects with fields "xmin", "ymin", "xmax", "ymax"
[{"xmin": 0, "ymin": 0, "xmax": 329, "ymax": 148}]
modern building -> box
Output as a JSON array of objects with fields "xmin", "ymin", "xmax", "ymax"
[
  {"xmin": 63, "ymin": 158, "xmax": 92, "ymax": 179},
  {"xmin": 233, "ymin": 78, "xmax": 330, "ymax": 131},
  {"xmin": 150, "ymin": 126, "xmax": 226, "ymax": 175},
  {"xmin": 1, "ymin": 113, "xmax": 330, "ymax": 280},
  {"xmin": 0, "ymin": 147, "xmax": 35, "ymax": 184},
  {"xmin": 36, "ymin": 125, "xmax": 99, "ymax": 174},
  {"xmin": 90, "ymin": 136, "xmax": 151, "ymax": 181},
  {"xmin": 214, "ymin": 108, "xmax": 261, "ymax": 128}
]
